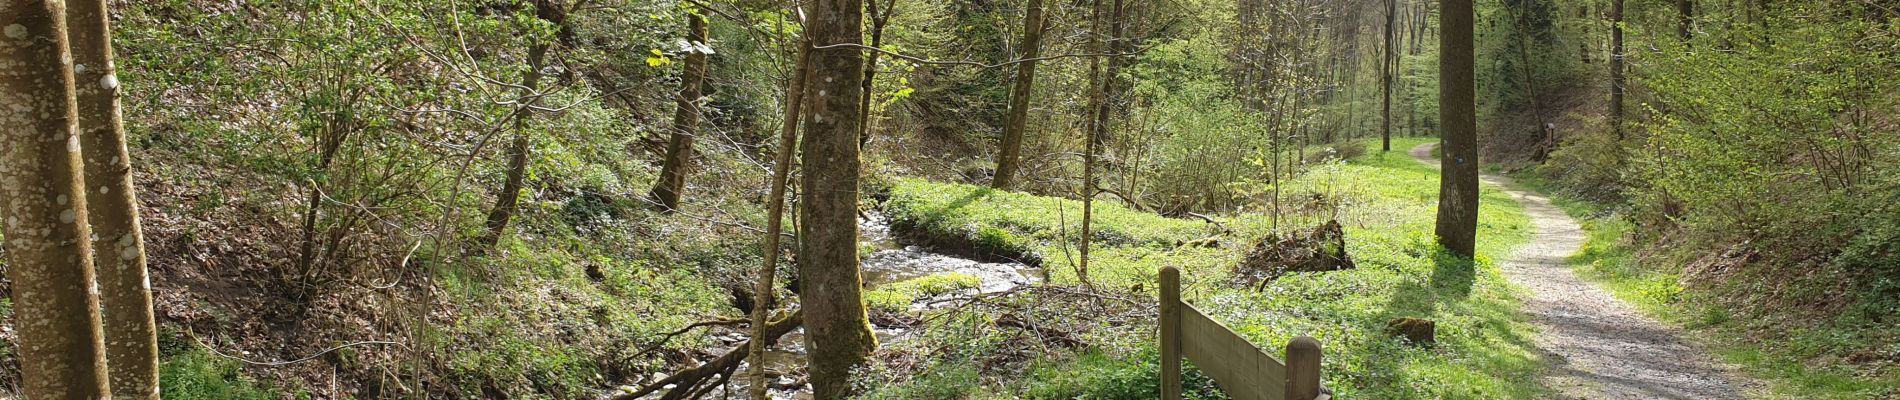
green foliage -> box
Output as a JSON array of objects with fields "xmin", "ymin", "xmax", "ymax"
[
  {"xmin": 159, "ymin": 348, "xmax": 286, "ymax": 400},
  {"xmin": 868, "ymin": 139, "xmax": 1550, "ymax": 398}
]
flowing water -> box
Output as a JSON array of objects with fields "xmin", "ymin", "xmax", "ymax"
[{"xmin": 616, "ymin": 211, "xmax": 1037, "ymax": 399}]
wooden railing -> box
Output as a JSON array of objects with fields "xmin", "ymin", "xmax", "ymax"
[{"xmin": 1160, "ymin": 267, "xmax": 1329, "ymax": 400}]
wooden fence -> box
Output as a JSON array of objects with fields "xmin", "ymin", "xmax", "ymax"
[{"xmin": 1160, "ymin": 267, "xmax": 1329, "ymax": 400}]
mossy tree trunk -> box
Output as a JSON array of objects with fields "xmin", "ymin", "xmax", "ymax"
[
  {"xmin": 798, "ymin": 0, "xmax": 876, "ymax": 397},
  {"xmin": 0, "ymin": 0, "xmax": 112, "ymax": 396},
  {"xmin": 992, "ymin": 0, "xmax": 1047, "ymax": 190},
  {"xmin": 1435, "ymin": 0, "xmax": 1479, "ymax": 257},
  {"xmin": 70, "ymin": 0, "xmax": 161, "ymax": 396},
  {"xmin": 650, "ymin": 12, "xmax": 711, "ymax": 213}
]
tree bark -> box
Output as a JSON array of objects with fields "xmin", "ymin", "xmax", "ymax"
[
  {"xmin": 1677, "ymin": 0, "xmax": 1694, "ymax": 41},
  {"xmin": 749, "ymin": 35, "xmax": 812, "ymax": 400},
  {"xmin": 0, "ymin": 0, "xmax": 112, "ymax": 396},
  {"xmin": 991, "ymin": 0, "xmax": 1048, "ymax": 190},
  {"xmin": 798, "ymin": 0, "xmax": 876, "ymax": 397},
  {"xmin": 70, "ymin": 0, "xmax": 160, "ymax": 396},
  {"xmin": 1079, "ymin": 0, "xmax": 1124, "ymax": 289},
  {"xmin": 1383, "ymin": 0, "xmax": 1397, "ymax": 152},
  {"xmin": 480, "ymin": 0, "xmax": 564, "ymax": 250},
  {"xmin": 855, "ymin": 0, "xmax": 896, "ymax": 149},
  {"xmin": 650, "ymin": 12, "xmax": 713, "ymax": 213},
  {"xmin": 1610, "ymin": 0, "xmax": 1626, "ymax": 140},
  {"xmin": 1435, "ymin": 0, "xmax": 1479, "ymax": 257},
  {"xmin": 479, "ymin": 42, "xmax": 547, "ymax": 250}
]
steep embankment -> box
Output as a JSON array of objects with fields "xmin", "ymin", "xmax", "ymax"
[{"xmin": 1411, "ymin": 143, "xmax": 1756, "ymax": 399}]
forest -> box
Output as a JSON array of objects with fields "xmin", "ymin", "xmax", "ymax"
[{"xmin": 0, "ymin": 0, "xmax": 1894, "ymax": 398}]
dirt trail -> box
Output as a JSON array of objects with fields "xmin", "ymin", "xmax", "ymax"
[{"xmin": 1409, "ymin": 143, "xmax": 1755, "ymax": 399}]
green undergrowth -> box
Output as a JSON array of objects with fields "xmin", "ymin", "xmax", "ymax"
[
  {"xmin": 869, "ymin": 137, "xmax": 1548, "ymax": 398},
  {"xmin": 1511, "ymin": 173, "xmax": 1900, "ymax": 399},
  {"xmin": 426, "ymin": 209, "xmax": 741, "ymax": 398},
  {"xmin": 157, "ymin": 330, "xmax": 299, "ymax": 400}
]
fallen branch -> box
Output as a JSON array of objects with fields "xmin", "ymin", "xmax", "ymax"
[
  {"xmin": 630, "ymin": 317, "xmax": 750, "ymax": 360},
  {"xmin": 1183, "ymin": 212, "xmax": 1232, "ymax": 233},
  {"xmin": 612, "ymin": 310, "xmax": 803, "ymax": 400}
]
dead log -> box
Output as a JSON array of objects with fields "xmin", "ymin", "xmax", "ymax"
[{"xmin": 611, "ymin": 310, "xmax": 803, "ymax": 400}]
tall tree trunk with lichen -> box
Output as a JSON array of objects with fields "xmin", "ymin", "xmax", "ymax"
[
  {"xmin": 992, "ymin": 0, "xmax": 1047, "ymax": 190},
  {"xmin": 650, "ymin": 12, "xmax": 711, "ymax": 213},
  {"xmin": 0, "ymin": 1, "xmax": 112, "ymax": 396},
  {"xmin": 70, "ymin": 0, "xmax": 160, "ymax": 396},
  {"xmin": 1435, "ymin": 0, "xmax": 1479, "ymax": 257},
  {"xmin": 799, "ymin": 0, "xmax": 876, "ymax": 397}
]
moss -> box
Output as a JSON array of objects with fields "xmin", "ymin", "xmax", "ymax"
[{"xmin": 865, "ymin": 273, "xmax": 982, "ymax": 312}]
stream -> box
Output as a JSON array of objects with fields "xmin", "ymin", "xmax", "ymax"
[{"xmin": 616, "ymin": 211, "xmax": 1039, "ymax": 399}]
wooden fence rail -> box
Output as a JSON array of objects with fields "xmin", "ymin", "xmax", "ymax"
[{"xmin": 1160, "ymin": 267, "xmax": 1329, "ymax": 400}]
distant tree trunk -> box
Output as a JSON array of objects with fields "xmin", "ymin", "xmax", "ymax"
[
  {"xmin": 1610, "ymin": 0, "xmax": 1626, "ymax": 140},
  {"xmin": 799, "ymin": 0, "xmax": 876, "ymax": 397},
  {"xmin": 856, "ymin": 0, "xmax": 896, "ymax": 149},
  {"xmin": 1579, "ymin": 5, "xmax": 1593, "ymax": 64},
  {"xmin": 1510, "ymin": 3, "xmax": 1550, "ymax": 162},
  {"xmin": 1436, "ymin": 0, "xmax": 1479, "ymax": 257},
  {"xmin": 1383, "ymin": 0, "xmax": 1397, "ymax": 152},
  {"xmin": 480, "ymin": 0, "xmax": 565, "ymax": 250},
  {"xmin": 749, "ymin": 35, "xmax": 812, "ymax": 400},
  {"xmin": 650, "ymin": 12, "xmax": 712, "ymax": 213},
  {"xmin": 70, "ymin": 0, "xmax": 160, "ymax": 396},
  {"xmin": 1080, "ymin": 0, "xmax": 1124, "ymax": 289},
  {"xmin": 479, "ymin": 43, "xmax": 548, "ymax": 250},
  {"xmin": 0, "ymin": 2, "xmax": 112, "ymax": 396},
  {"xmin": 1676, "ymin": 0, "xmax": 1694, "ymax": 41},
  {"xmin": 991, "ymin": 0, "xmax": 1048, "ymax": 190}
]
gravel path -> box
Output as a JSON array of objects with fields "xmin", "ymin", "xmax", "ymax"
[{"xmin": 1409, "ymin": 143, "xmax": 1755, "ymax": 399}]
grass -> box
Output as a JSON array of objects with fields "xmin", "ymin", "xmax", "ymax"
[
  {"xmin": 870, "ymin": 137, "xmax": 1549, "ymax": 398},
  {"xmin": 1510, "ymin": 171, "xmax": 1900, "ymax": 399}
]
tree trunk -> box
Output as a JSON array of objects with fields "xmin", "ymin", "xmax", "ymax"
[
  {"xmin": 1435, "ymin": 0, "xmax": 1479, "ymax": 257},
  {"xmin": 480, "ymin": 1, "xmax": 565, "ymax": 250},
  {"xmin": 650, "ymin": 12, "xmax": 712, "ymax": 213},
  {"xmin": 855, "ymin": 0, "xmax": 896, "ymax": 149},
  {"xmin": 799, "ymin": 0, "xmax": 876, "ymax": 397},
  {"xmin": 70, "ymin": 0, "xmax": 160, "ymax": 396},
  {"xmin": 1080, "ymin": 0, "xmax": 1124, "ymax": 289},
  {"xmin": 749, "ymin": 35, "xmax": 812, "ymax": 400},
  {"xmin": 1611, "ymin": 0, "xmax": 1626, "ymax": 139},
  {"xmin": 0, "ymin": 1, "xmax": 112, "ymax": 396},
  {"xmin": 479, "ymin": 42, "xmax": 547, "ymax": 250},
  {"xmin": 1677, "ymin": 0, "xmax": 1694, "ymax": 41},
  {"xmin": 1383, "ymin": 0, "xmax": 1397, "ymax": 152},
  {"xmin": 991, "ymin": 0, "xmax": 1048, "ymax": 190}
]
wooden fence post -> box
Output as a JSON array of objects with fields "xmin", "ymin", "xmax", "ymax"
[
  {"xmin": 1160, "ymin": 267, "xmax": 1182, "ymax": 400},
  {"xmin": 1286, "ymin": 336, "xmax": 1323, "ymax": 400}
]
